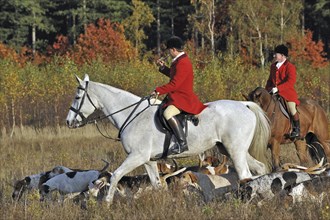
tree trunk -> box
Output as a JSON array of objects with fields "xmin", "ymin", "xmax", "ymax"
[
  {"xmin": 171, "ymin": 1, "xmax": 174, "ymax": 35},
  {"xmin": 157, "ymin": 0, "xmax": 160, "ymax": 56},
  {"xmin": 32, "ymin": 12, "xmax": 36, "ymax": 55},
  {"xmin": 10, "ymin": 99, "xmax": 15, "ymax": 138},
  {"xmin": 257, "ymin": 29, "xmax": 265, "ymax": 68},
  {"xmin": 207, "ymin": 0, "xmax": 215, "ymax": 58},
  {"xmin": 280, "ymin": 0, "xmax": 285, "ymax": 44}
]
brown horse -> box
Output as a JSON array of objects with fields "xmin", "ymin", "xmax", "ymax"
[{"xmin": 245, "ymin": 87, "xmax": 330, "ymax": 171}]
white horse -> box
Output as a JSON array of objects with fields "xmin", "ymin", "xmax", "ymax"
[{"xmin": 66, "ymin": 74, "xmax": 271, "ymax": 204}]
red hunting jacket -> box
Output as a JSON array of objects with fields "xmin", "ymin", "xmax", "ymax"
[
  {"xmin": 265, "ymin": 60, "xmax": 300, "ymax": 105},
  {"xmin": 155, "ymin": 54, "xmax": 206, "ymax": 115}
]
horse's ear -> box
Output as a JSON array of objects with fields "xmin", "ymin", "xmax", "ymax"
[
  {"xmin": 83, "ymin": 74, "xmax": 89, "ymax": 82},
  {"xmin": 75, "ymin": 74, "xmax": 82, "ymax": 83}
]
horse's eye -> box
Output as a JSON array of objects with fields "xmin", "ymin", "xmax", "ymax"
[{"xmin": 75, "ymin": 96, "xmax": 81, "ymax": 100}]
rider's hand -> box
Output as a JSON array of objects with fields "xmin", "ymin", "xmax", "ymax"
[
  {"xmin": 156, "ymin": 59, "xmax": 165, "ymax": 67},
  {"xmin": 271, "ymin": 87, "xmax": 278, "ymax": 94}
]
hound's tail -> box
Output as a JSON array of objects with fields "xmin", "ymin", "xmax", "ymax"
[{"xmin": 100, "ymin": 159, "xmax": 110, "ymax": 172}]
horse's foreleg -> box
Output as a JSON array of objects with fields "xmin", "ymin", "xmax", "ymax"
[
  {"xmin": 105, "ymin": 154, "xmax": 147, "ymax": 205},
  {"xmin": 144, "ymin": 161, "xmax": 162, "ymax": 188},
  {"xmin": 294, "ymin": 140, "xmax": 309, "ymax": 166}
]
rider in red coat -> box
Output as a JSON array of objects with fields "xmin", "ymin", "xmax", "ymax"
[
  {"xmin": 152, "ymin": 36, "xmax": 206, "ymax": 154},
  {"xmin": 265, "ymin": 44, "xmax": 301, "ymax": 138}
]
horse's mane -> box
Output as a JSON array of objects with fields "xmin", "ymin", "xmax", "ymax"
[{"xmin": 91, "ymin": 81, "xmax": 141, "ymax": 100}]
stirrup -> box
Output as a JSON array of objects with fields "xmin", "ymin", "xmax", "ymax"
[
  {"xmin": 290, "ymin": 131, "xmax": 300, "ymax": 139},
  {"xmin": 171, "ymin": 143, "xmax": 188, "ymax": 154}
]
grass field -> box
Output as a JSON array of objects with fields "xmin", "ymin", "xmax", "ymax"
[{"xmin": 1, "ymin": 125, "xmax": 330, "ymax": 220}]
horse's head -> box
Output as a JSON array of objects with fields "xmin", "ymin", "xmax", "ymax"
[
  {"xmin": 66, "ymin": 74, "xmax": 98, "ymax": 128},
  {"xmin": 246, "ymin": 87, "xmax": 271, "ymax": 109}
]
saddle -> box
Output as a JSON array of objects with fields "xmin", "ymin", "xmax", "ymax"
[
  {"xmin": 154, "ymin": 101, "xmax": 199, "ymax": 159},
  {"xmin": 273, "ymin": 94, "xmax": 290, "ymax": 119}
]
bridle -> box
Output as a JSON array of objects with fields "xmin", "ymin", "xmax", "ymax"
[
  {"xmin": 69, "ymin": 81, "xmax": 97, "ymax": 123},
  {"xmin": 69, "ymin": 80, "xmax": 158, "ymax": 140}
]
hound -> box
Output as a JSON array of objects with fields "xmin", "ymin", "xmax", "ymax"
[
  {"xmin": 178, "ymin": 170, "xmax": 239, "ymax": 203},
  {"xmin": 237, "ymin": 171, "xmax": 315, "ymax": 204},
  {"xmin": 157, "ymin": 159, "xmax": 178, "ymax": 175},
  {"xmin": 281, "ymin": 175, "xmax": 330, "ymax": 205},
  {"xmin": 39, "ymin": 160, "xmax": 109, "ymax": 202},
  {"xmin": 89, "ymin": 168, "xmax": 187, "ymax": 200},
  {"xmin": 12, "ymin": 165, "xmax": 74, "ymax": 200},
  {"xmin": 185, "ymin": 155, "xmax": 230, "ymax": 176},
  {"xmin": 281, "ymin": 157, "xmax": 328, "ymax": 174}
]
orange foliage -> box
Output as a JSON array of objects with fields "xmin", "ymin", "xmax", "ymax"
[
  {"xmin": 0, "ymin": 42, "xmax": 48, "ymax": 66},
  {"xmin": 47, "ymin": 35, "xmax": 71, "ymax": 57},
  {"xmin": 71, "ymin": 18, "xmax": 136, "ymax": 65},
  {"xmin": 288, "ymin": 30, "xmax": 328, "ymax": 68},
  {"xmin": 0, "ymin": 43, "xmax": 20, "ymax": 63}
]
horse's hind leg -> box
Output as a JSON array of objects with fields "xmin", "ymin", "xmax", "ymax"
[
  {"xmin": 294, "ymin": 140, "xmax": 309, "ymax": 166},
  {"xmin": 221, "ymin": 142, "xmax": 252, "ymax": 180}
]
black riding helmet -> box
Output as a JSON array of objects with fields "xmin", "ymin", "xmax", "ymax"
[
  {"xmin": 166, "ymin": 36, "xmax": 184, "ymax": 50},
  {"xmin": 274, "ymin": 44, "xmax": 288, "ymax": 57}
]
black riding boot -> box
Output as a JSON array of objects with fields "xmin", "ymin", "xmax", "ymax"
[
  {"xmin": 167, "ymin": 116, "xmax": 188, "ymax": 154},
  {"xmin": 290, "ymin": 115, "xmax": 300, "ymax": 138},
  {"xmin": 290, "ymin": 119, "xmax": 300, "ymax": 138}
]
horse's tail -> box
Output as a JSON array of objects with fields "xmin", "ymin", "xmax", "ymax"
[{"xmin": 244, "ymin": 101, "xmax": 271, "ymax": 172}]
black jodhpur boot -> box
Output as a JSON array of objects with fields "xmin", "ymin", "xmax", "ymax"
[
  {"xmin": 167, "ymin": 116, "xmax": 188, "ymax": 154},
  {"xmin": 290, "ymin": 113, "xmax": 300, "ymax": 139}
]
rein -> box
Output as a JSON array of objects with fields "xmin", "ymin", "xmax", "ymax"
[
  {"xmin": 90, "ymin": 96, "xmax": 155, "ymax": 141},
  {"xmin": 70, "ymin": 82, "xmax": 158, "ymax": 141},
  {"xmin": 264, "ymin": 93, "xmax": 277, "ymax": 123}
]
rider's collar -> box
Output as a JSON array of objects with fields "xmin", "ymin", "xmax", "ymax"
[
  {"xmin": 276, "ymin": 58, "xmax": 286, "ymax": 69},
  {"xmin": 172, "ymin": 52, "xmax": 185, "ymax": 63}
]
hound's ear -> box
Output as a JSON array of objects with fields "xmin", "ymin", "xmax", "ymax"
[
  {"xmin": 188, "ymin": 172, "xmax": 198, "ymax": 183},
  {"xmin": 75, "ymin": 74, "xmax": 82, "ymax": 83},
  {"xmin": 83, "ymin": 74, "xmax": 89, "ymax": 82}
]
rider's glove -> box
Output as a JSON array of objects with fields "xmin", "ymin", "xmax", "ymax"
[
  {"xmin": 271, "ymin": 87, "xmax": 278, "ymax": 94},
  {"xmin": 151, "ymin": 90, "xmax": 159, "ymax": 98}
]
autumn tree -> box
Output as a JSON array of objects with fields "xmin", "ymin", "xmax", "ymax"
[
  {"xmin": 70, "ymin": 18, "xmax": 136, "ymax": 65},
  {"xmin": 123, "ymin": 0, "xmax": 154, "ymax": 56},
  {"xmin": 288, "ymin": 30, "xmax": 328, "ymax": 68},
  {"xmin": 229, "ymin": 0, "xmax": 303, "ymax": 67},
  {"xmin": 189, "ymin": 0, "xmax": 216, "ymax": 57}
]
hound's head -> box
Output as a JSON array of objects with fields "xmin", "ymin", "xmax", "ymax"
[
  {"xmin": 202, "ymin": 156, "xmax": 221, "ymax": 167},
  {"xmin": 178, "ymin": 171, "xmax": 199, "ymax": 189},
  {"xmin": 157, "ymin": 162, "xmax": 176, "ymax": 175},
  {"xmin": 12, "ymin": 177, "xmax": 30, "ymax": 200},
  {"xmin": 89, "ymin": 171, "xmax": 112, "ymax": 197}
]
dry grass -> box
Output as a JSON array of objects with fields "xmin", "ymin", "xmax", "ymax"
[{"xmin": 1, "ymin": 126, "xmax": 330, "ymax": 220}]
